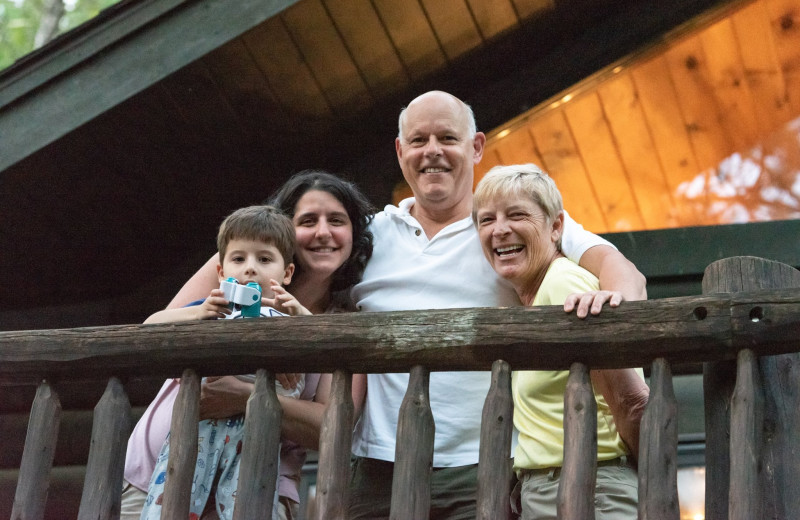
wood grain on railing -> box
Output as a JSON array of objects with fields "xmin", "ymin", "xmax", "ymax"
[
  {"xmin": 703, "ymin": 256, "xmax": 800, "ymax": 520},
  {"xmin": 558, "ymin": 362, "xmax": 597, "ymax": 520},
  {"xmin": 314, "ymin": 369, "xmax": 354, "ymax": 520},
  {"xmin": 728, "ymin": 348, "xmax": 763, "ymax": 520},
  {"xmin": 10, "ymin": 381, "xmax": 61, "ymax": 520},
  {"xmin": 390, "ymin": 365, "xmax": 434, "ymax": 520},
  {"xmin": 233, "ymin": 369, "xmax": 282, "ymax": 519},
  {"xmin": 639, "ymin": 358, "xmax": 679, "ymax": 519},
  {"xmin": 476, "ymin": 359, "xmax": 513, "ymax": 520},
  {"xmin": 77, "ymin": 377, "xmax": 130, "ymax": 520},
  {"xmin": 161, "ymin": 368, "xmax": 199, "ymax": 518},
  {"xmin": 2, "ymin": 290, "xmax": 800, "ymax": 382}
]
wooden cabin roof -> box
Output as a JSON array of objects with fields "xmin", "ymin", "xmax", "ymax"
[{"xmin": 0, "ymin": 0, "xmax": 788, "ymax": 330}]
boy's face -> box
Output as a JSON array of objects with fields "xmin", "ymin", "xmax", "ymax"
[{"xmin": 217, "ymin": 238, "xmax": 294, "ymax": 298}]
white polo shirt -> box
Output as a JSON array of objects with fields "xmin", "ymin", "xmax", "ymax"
[{"xmin": 350, "ymin": 197, "xmax": 612, "ymax": 467}]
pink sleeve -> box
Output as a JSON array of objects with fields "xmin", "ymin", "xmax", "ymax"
[{"xmin": 123, "ymin": 379, "xmax": 180, "ymax": 491}]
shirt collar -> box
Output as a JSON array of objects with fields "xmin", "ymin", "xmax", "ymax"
[{"xmin": 385, "ymin": 197, "xmax": 475, "ymax": 234}]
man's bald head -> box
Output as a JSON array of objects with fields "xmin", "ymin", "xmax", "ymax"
[{"xmin": 398, "ymin": 91, "xmax": 477, "ymax": 140}]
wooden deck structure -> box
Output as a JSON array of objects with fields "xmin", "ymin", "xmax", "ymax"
[
  {"xmin": 2, "ymin": 0, "xmax": 767, "ymax": 331},
  {"xmin": 3, "ymin": 256, "xmax": 800, "ymax": 519}
]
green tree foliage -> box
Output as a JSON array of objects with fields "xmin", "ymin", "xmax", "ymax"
[{"xmin": 0, "ymin": 0, "xmax": 120, "ymax": 71}]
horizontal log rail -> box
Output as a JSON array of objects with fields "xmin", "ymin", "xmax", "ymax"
[
  {"xmin": 1, "ymin": 289, "xmax": 800, "ymax": 384},
  {"xmin": 4, "ymin": 257, "xmax": 800, "ymax": 519}
]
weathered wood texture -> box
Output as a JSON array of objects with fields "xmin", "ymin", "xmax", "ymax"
[
  {"xmin": 390, "ymin": 366, "xmax": 434, "ymax": 520},
  {"xmin": 233, "ymin": 369, "xmax": 282, "ymax": 520},
  {"xmin": 557, "ymin": 363, "xmax": 597, "ymax": 520},
  {"xmin": 703, "ymin": 256, "xmax": 800, "ymax": 520},
  {"xmin": 10, "ymin": 381, "xmax": 61, "ymax": 520},
  {"xmin": 3, "ymin": 290, "xmax": 800, "ymax": 384},
  {"xmin": 4, "ymin": 466, "xmax": 84, "ymax": 519},
  {"xmin": 77, "ymin": 377, "xmax": 131, "ymax": 520},
  {"xmin": 638, "ymin": 358, "xmax": 679, "ymax": 520},
  {"xmin": 1, "ymin": 376, "xmax": 164, "ymax": 414},
  {"xmin": 2, "ymin": 407, "xmax": 147, "ymax": 470},
  {"xmin": 315, "ymin": 369, "xmax": 354, "ymax": 520},
  {"xmin": 476, "ymin": 360, "xmax": 514, "ymax": 520},
  {"xmin": 729, "ymin": 349, "xmax": 763, "ymax": 520},
  {"xmin": 160, "ymin": 369, "xmax": 199, "ymax": 519},
  {"xmin": 703, "ymin": 355, "xmax": 736, "ymax": 519}
]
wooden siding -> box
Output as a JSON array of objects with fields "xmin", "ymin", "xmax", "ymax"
[{"xmin": 478, "ymin": 0, "xmax": 800, "ymax": 233}]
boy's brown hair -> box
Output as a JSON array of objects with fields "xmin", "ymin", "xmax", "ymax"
[{"xmin": 217, "ymin": 205, "xmax": 295, "ymax": 266}]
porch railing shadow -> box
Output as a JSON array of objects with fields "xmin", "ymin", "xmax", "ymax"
[{"xmin": 3, "ymin": 256, "xmax": 800, "ymax": 520}]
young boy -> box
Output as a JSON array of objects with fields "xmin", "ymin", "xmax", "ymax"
[{"xmin": 139, "ymin": 205, "xmax": 309, "ymax": 520}]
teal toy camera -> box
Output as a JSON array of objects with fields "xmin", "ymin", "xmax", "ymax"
[{"xmin": 219, "ymin": 277, "xmax": 262, "ymax": 318}]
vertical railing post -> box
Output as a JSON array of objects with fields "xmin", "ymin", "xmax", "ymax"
[
  {"xmin": 702, "ymin": 256, "xmax": 800, "ymax": 520},
  {"xmin": 476, "ymin": 360, "xmax": 514, "ymax": 520},
  {"xmin": 315, "ymin": 369, "xmax": 354, "ymax": 520},
  {"xmin": 728, "ymin": 349, "xmax": 763, "ymax": 520},
  {"xmin": 389, "ymin": 365, "xmax": 434, "ymax": 520},
  {"xmin": 638, "ymin": 358, "xmax": 679, "ymax": 520},
  {"xmin": 160, "ymin": 368, "xmax": 200, "ymax": 518},
  {"xmin": 233, "ymin": 369, "xmax": 282, "ymax": 519},
  {"xmin": 11, "ymin": 380, "xmax": 61, "ymax": 520},
  {"xmin": 557, "ymin": 362, "xmax": 596, "ymax": 520},
  {"xmin": 77, "ymin": 377, "xmax": 132, "ymax": 520}
]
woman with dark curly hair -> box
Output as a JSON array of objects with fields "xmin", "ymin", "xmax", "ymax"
[
  {"xmin": 121, "ymin": 170, "xmax": 374, "ymax": 520},
  {"xmin": 268, "ymin": 169, "xmax": 375, "ymax": 302}
]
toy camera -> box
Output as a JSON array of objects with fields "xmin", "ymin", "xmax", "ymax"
[{"xmin": 219, "ymin": 277, "xmax": 262, "ymax": 318}]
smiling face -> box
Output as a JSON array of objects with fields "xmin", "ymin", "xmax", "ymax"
[
  {"xmin": 395, "ymin": 91, "xmax": 485, "ymax": 217},
  {"xmin": 217, "ymin": 238, "xmax": 294, "ymax": 298},
  {"xmin": 292, "ymin": 189, "xmax": 354, "ymax": 280},
  {"xmin": 475, "ymin": 193, "xmax": 563, "ymax": 301}
]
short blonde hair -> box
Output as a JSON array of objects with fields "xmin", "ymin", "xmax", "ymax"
[{"xmin": 472, "ymin": 163, "xmax": 564, "ymax": 247}]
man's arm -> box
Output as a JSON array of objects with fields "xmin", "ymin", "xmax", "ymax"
[
  {"xmin": 580, "ymin": 245, "xmax": 646, "ymax": 300},
  {"xmin": 565, "ymin": 245, "xmax": 647, "ymax": 317}
]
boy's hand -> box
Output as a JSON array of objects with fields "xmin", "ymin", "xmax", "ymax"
[
  {"xmin": 263, "ymin": 280, "xmax": 312, "ymax": 316},
  {"xmin": 563, "ymin": 290, "xmax": 624, "ymax": 319},
  {"xmin": 195, "ymin": 288, "xmax": 231, "ymax": 320}
]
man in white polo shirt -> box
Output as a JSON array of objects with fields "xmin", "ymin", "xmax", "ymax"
[{"xmin": 348, "ymin": 90, "xmax": 646, "ymax": 519}]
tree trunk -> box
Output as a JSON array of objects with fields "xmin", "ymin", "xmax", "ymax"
[{"xmin": 34, "ymin": 0, "xmax": 65, "ymax": 49}]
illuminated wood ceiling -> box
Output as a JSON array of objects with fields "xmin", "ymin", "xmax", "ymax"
[{"xmin": 476, "ymin": 0, "xmax": 800, "ymax": 233}]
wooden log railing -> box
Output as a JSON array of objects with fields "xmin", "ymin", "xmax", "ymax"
[{"xmin": 2, "ymin": 256, "xmax": 799, "ymax": 520}]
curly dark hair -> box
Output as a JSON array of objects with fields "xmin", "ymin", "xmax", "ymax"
[{"xmin": 267, "ymin": 170, "xmax": 374, "ymax": 293}]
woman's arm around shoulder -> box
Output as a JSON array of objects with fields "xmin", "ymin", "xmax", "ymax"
[{"xmin": 167, "ymin": 253, "xmax": 221, "ymax": 309}]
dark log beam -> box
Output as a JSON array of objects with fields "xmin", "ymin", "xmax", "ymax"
[
  {"xmin": 0, "ymin": 0, "xmax": 300, "ymax": 172},
  {"xmin": 0, "ymin": 289, "xmax": 799, "ymax": 384}
]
